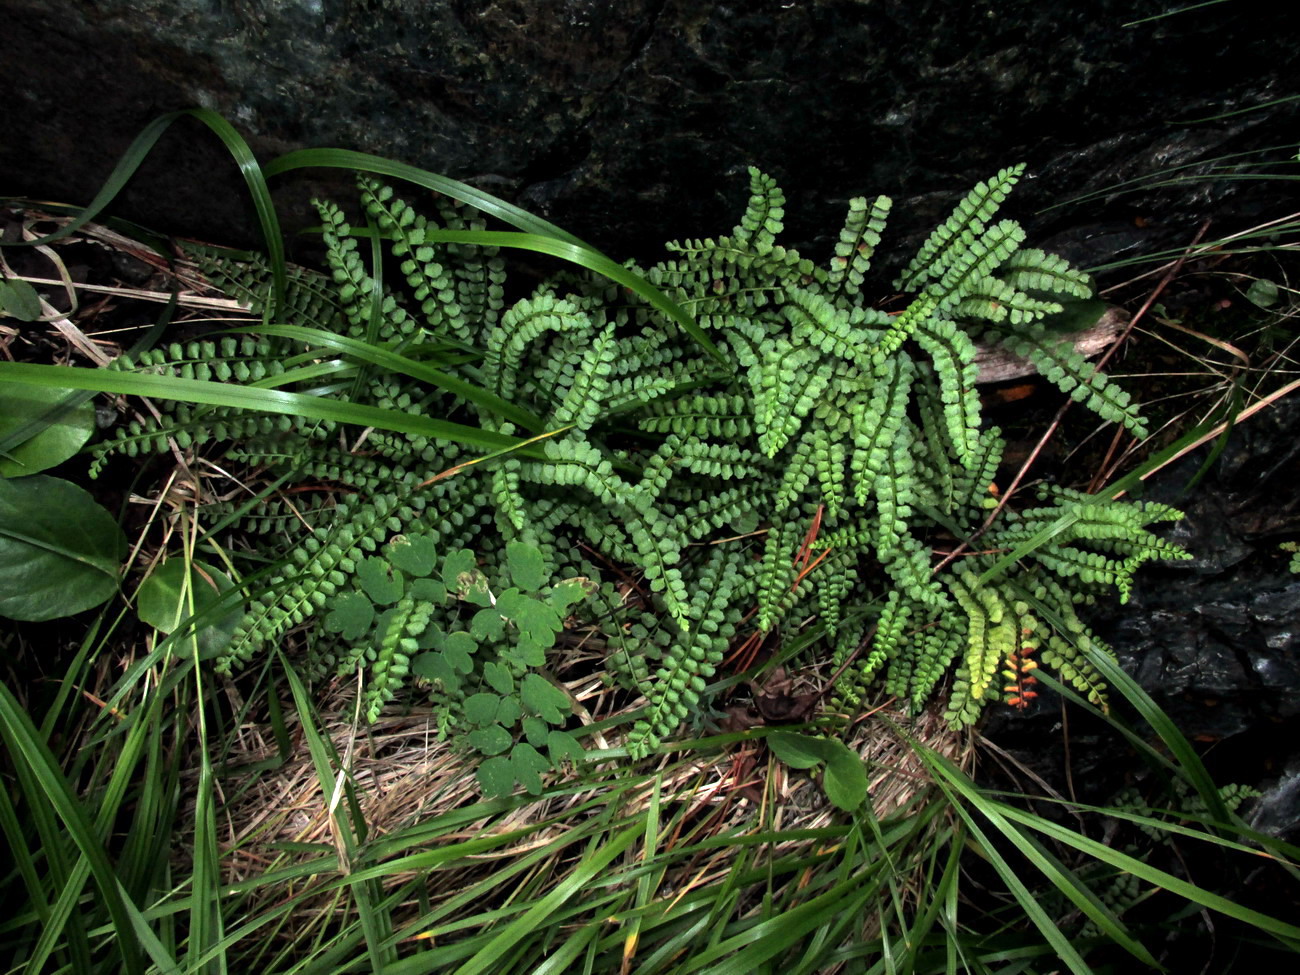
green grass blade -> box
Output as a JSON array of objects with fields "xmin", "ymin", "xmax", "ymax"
[
  {"xmin": 416, "ymin": 228, "xmax": 731, "ymax": 369},
  {"xmin": 1016, "ymin": 585, "xmax": 1232, "ymax": 827},
  {"xmin": 279, "ymin": 653, "xmax": 396, "ymax": 970},
  {"xmin": 263, "ymin": 147, "xmax": 589, "ymax": 245},
  {"xmin": 0, "ymin": 681, "xmax": 152, "ymax": 975},
  {"xmin": 922, "ymin": 742, "xmax": 1300, "ymax": 952},
  {"xmin": 188, "ymin": 754, "xmax": 226, "ymax": 975},
  {"xmin": 0, "ymin": 361, "xmax": 534, "ymax": 454},
  {"xmin": 1004, "ymin": 802, "xmax": 1300, "ymax": 945},
  {"xmin": 620, "ymin": 773, "xmax": 663, "ymax": 973},
  {"xmin": 3, "ymin": 109, "xmax": 286, "ymax": 309},
  {"xmin": 916, "ymin": 743, "xmax": 1155, "ymax": 972},
  {"xmin": 452, "ymin": 824, "xmax": 640, "ymax": 975},
  {"xmin": 239, "ymin": 323, "xmax": 547, "ymax": 432},
  {"xmin": 262, "ymin": 147, "xmax": 729, "ymax": 369}
]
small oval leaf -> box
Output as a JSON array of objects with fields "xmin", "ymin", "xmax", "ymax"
[{"xmin": 0, "ymin": 475, "xmax": 125, "ymax": 621}]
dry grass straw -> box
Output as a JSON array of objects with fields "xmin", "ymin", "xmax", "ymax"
[{"xmin": 192, "ymin": 665, "xmax": 972, "ymax": 942}]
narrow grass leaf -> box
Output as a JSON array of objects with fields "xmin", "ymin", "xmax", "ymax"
[
  {"xmin": 0, "ymin": 362, "xmax": 533, "ymax": 454},
  {"xmin": 241, "ymin": 323, "xmax": 546, "ymax": 432},
  {"xmin": 0, "ymin": 681, "xmax": 150, "ymax": 975},
  {"xmin": 917, "ymin": 744, "xmax": 1158, "ymax": 968},
  {"xmin": 453, "ymin": 824, "xmax": 640, "ymax": 975},
  {"xmin": 5, "ymin": 110, "xmax": 286, "ymax": 308}
]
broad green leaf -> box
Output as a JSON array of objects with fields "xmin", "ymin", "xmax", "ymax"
[
  {"xmin": 511, "ymin": 742, "xmax": 550, "ymax": 794},
  {"xmin": 386, "ymin": 532, "xmax": 438, "ymax": 577},
  {"xmin": 135, "ymin": 558, "xmax": 243, "ymax": 658},
  {"xmin": 521, "ymin": 673, "xmax": 570, "ymax": 725},
  {"xmin": 0, "ymin": 385, "xmax": 94, "ymax": 477},
  {"xmin": 476, "ymin": 755, "xmax": 515, "ymax": 798},
  {"xmin": 823, "ymin": 744, "xmax": 869, "ymax": 811},
  {"xmin": 506, "ymin": 540, "xmax": 546, "ymax": 591},
  {"xmin": 767, "ymin": 731, "xmax": 835, "ymax": 769},
  {"xmin": 0, "ymin": 278, "xmax": 43, "ymax": 320},
  {"xmin": 468, "ymin": 724, "xmax": 513, "ymax": 756},
  {"xmin": 323, "ymin": 590, "xmax": 375, "ymax": 642},
  {"xmin": 356, "ymin": 556, "xmax": 404, "ymax": 605},
  {"xmin": 0, "ymin": 475, "xmax": 125, "ymax": 621},
  {"xmin": 464, "ymin": 692, "xmax": 502, "ymax": 726}
]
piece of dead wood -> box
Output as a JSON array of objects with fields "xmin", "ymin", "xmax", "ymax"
[{"xmin": 972, "ymin": 306, "xmax": 1127, "ymax": 385}]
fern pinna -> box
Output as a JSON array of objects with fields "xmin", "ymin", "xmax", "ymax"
[{"xmin": 93, "ymin": 165, "xmax": 1186, "ymax": 784}]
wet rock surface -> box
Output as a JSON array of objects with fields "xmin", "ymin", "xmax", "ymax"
[
  {"xmin": 985, "ymin": 397, "xmax": 1300, "ymax": 839},
  {"xmin": 4, "ymin": 0, "xmax": 1299, "ymax": 265}
]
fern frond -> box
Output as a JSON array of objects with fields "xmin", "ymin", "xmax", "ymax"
[
  {"xmin": 895, "ymin": 164, "xmax": 1026, "ymax": 291},
  {"xmin": 827, "ymin": 194, "xmax": 892, "ymax": 299}
]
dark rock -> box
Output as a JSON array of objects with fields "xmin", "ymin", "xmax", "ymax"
[
  {"xmin": 986, "ymin": 397, "xmax": 1300, "ymax": 840},
  {"xmin": 3, "ymin": 0, "xmax": 1298, "ymax": 266}
]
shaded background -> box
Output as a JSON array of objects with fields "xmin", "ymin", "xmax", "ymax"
[{"xmin": 3, "ymin": 0, "xmax": 1298, "ymax": 267}]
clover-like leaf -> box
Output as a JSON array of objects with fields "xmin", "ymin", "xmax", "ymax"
[
  {"xmin": 387, "ymin": 532, "xmax": 438, "ymax": 577},
  {"xmin": 521, "ymin": 673, "xmax": 570, "ymax": 725},
  {"xmin": 482, "ymin": 660, "xmax": 515, "ymax": 695},
  {"xmin": 411, "ymin": 651, "xmax": 461, "ymax": 694},
  {"xmin": 356, "ymin": 556, "xmax": 404, "ymax": 606},
  {"xmin": 444, "ymin": 630, "xmax": 476, "ymax": 673},
  {"xmin": 506, "ymin": 540, "xmax": 546, "ymax": 592},
  {"xmin": 323, "ymin": 590, "xmax": 375, "ymax": 642},
  {"xmin": 410, "ymin": 577, "xmax": 446, "ymax": 604},
  {"xmin": 496, "ymin": 695, "xmax": 521, "ymax": 726},
  {"xmin": 476, "ymin": 755, "xmax": 515, "ymax": 798},
  {"xmin": 464, "ymin": 692, "xmax": 502, "ymax": 726},
  {"xmin": 413, "ymin": 617, "xmax": 443, "ymax": 650},
  {"xmin": 511, "ymin": 742, "xmax": 550, "ymax": 794},
  {"xmin": 468, "ymin": 723, "xmax": 513, "ymax": 756},
  {"xmin": 507, "ymin": 636, "xmax": 546, "ymax": 669},
  {"xmin": 522, "ymin": 716, "xmax": 549, "ymax": 748},
  {"xmin": 497, "ymin": 589, "xmax": 561, "ymax": 647},
  {"xmin": 443, "ymin": 548, "xmax": 492, "ymax": 606},
  {"xmin": 548, "ymin": 730, "xmax": 585, "ymax": 766},
  {"xmin": 471, "ymin": 606, "xmax": 506, "ymax": 641},
  {"xmin": 548, "ymin": 578, "xmax": 591, "ymax": 612}
]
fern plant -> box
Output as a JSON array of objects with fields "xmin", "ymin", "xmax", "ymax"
[{"xmin": 91, "ymin": 164, "xmax": 1187, "ymax": 779}]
